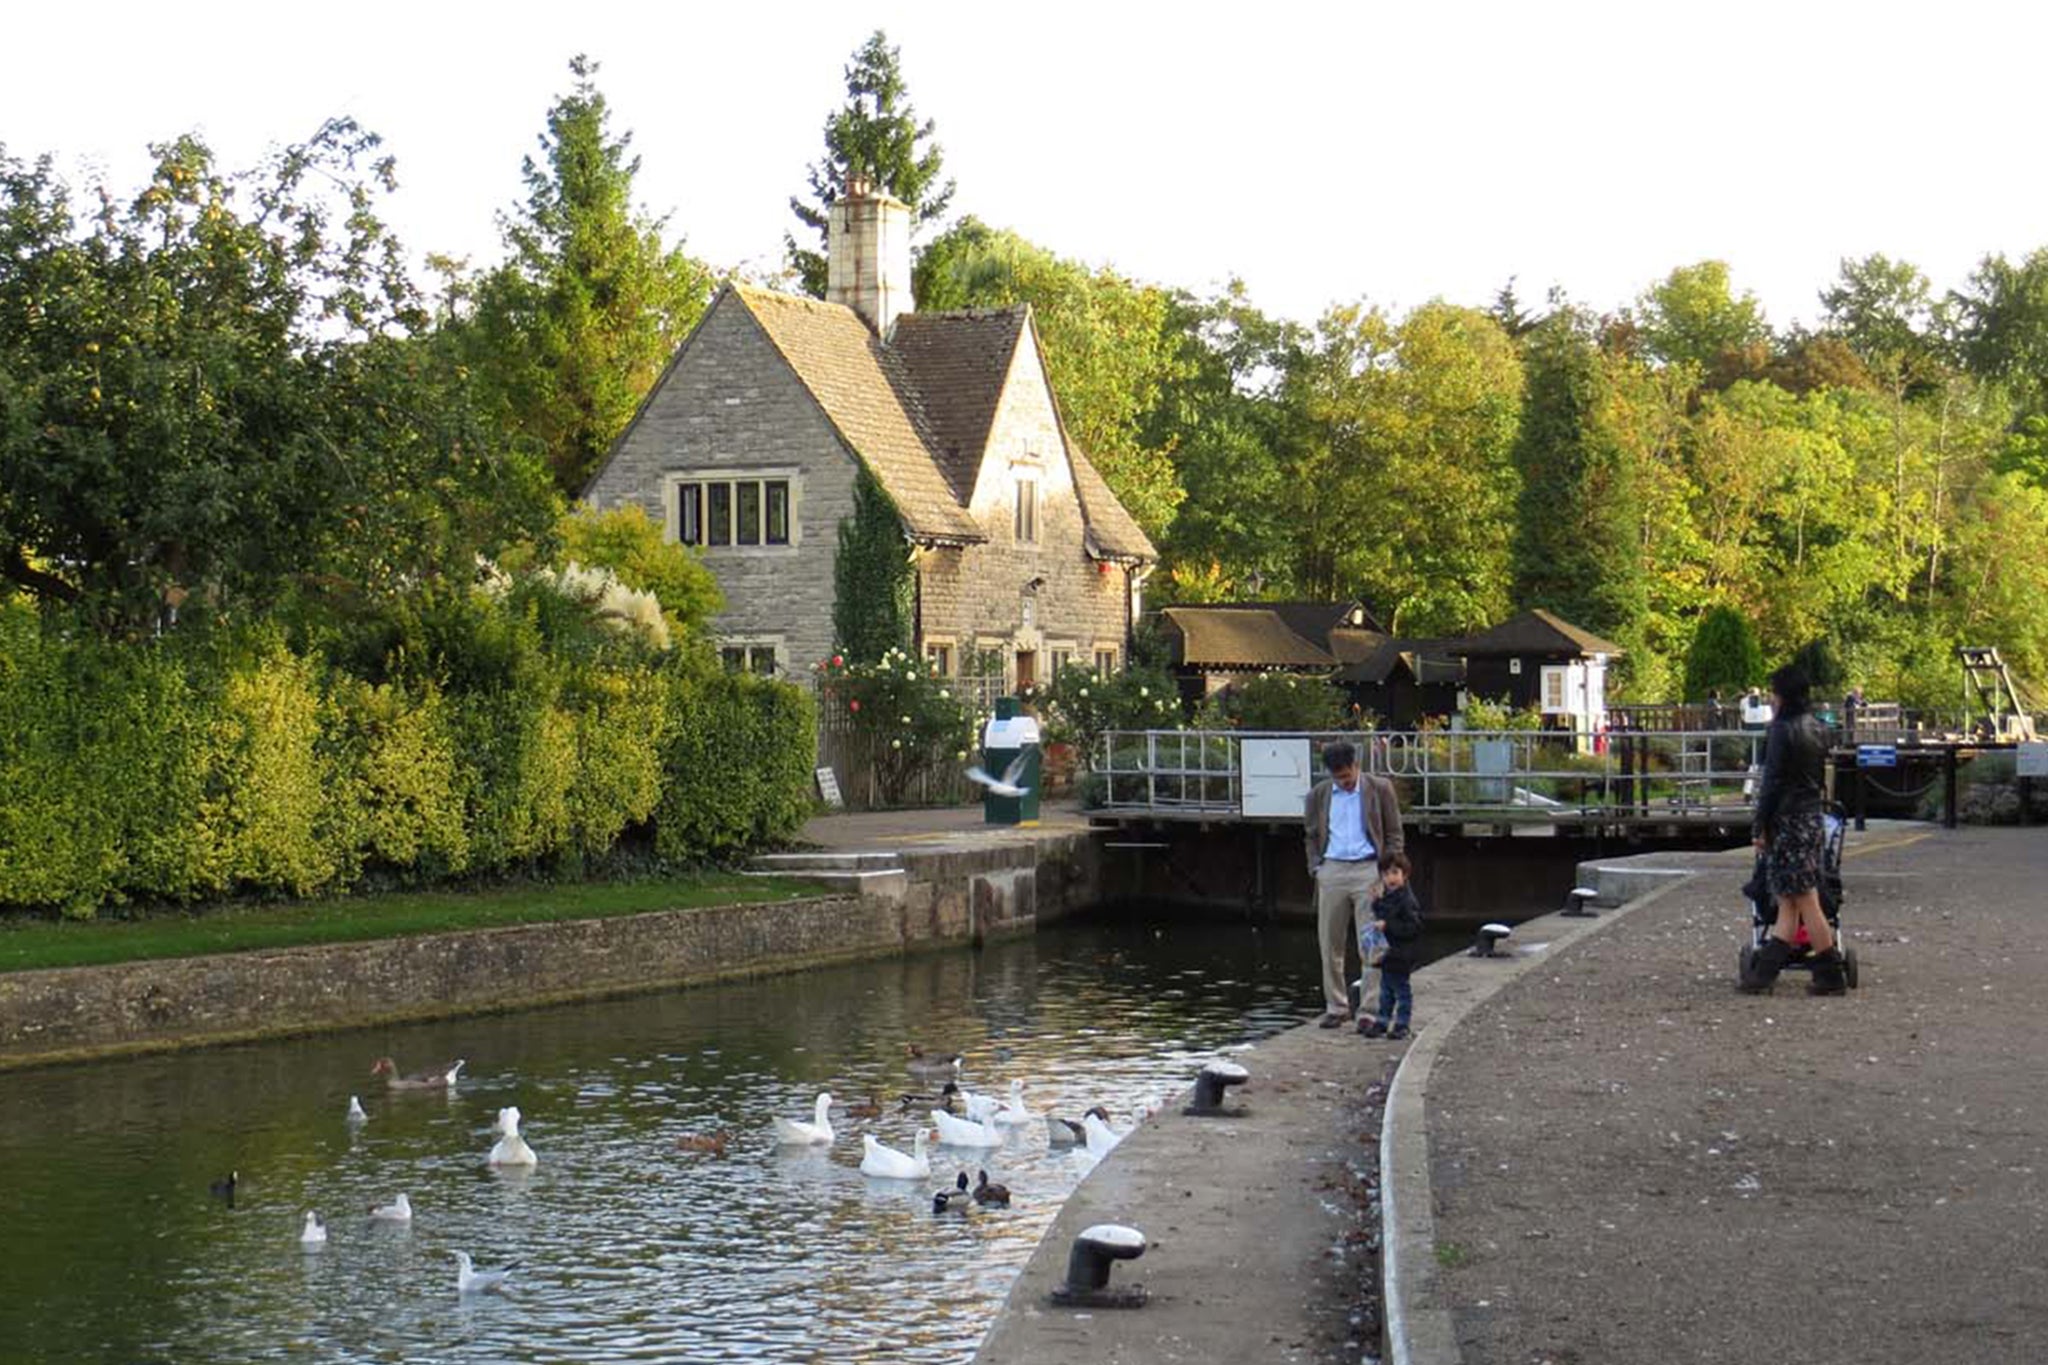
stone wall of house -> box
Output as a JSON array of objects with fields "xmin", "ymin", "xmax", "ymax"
[
  {"xmin": 584, "ymin": 293, "xmax": 856, "ymax": 678},
  {"xmin": 918, "ymin": 337, "xmax": 1128, "ymax": 677}
]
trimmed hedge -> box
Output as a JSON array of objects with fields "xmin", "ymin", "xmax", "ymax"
[{"xmin": 0, "ymin": 604, "xmax": 814, "ymax": 917}]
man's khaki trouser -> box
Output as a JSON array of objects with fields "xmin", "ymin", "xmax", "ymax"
[{"xmin": 1315, "ymin": 858, "xmax": 1381, "ymax": 1014}]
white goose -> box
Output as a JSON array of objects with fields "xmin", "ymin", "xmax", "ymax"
[
  {"xmin": 453, "ymin": 1250, "xmax": 512, "ymax": 1295},
  {"xmin": 1083, "ymin": 1110, "xmax": 1123, "ymax": 1157},
  {"xmin": 860, "ymin": 1129, "xmax": 933, "ymax": 1180},
  {"xmin": 991, "ymin": 1080, "xmax": 1033, "ymax": 1127},
  {"xmin": 771, "ymin": 1092, "xmax": 835, "ymax": 1146},
  {"xmin": 369, "ymin": 1192, "xmax": 413, "ymax": 1222},
  {"xmin": 488, "ymin": 1107, "xmax": 538, "ymax": 1167},
  {"xmin": 932, "ymin": 1107, "xmax": 1003, "ymax": 1148},
  {"xmin": 299, "ymin": 1211, "xmax": 327, "ymax": 1247}
]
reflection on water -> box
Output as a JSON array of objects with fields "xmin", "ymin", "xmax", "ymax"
[{"xmin": 0, "ymin": 912, "xmax": 1318, "ymax": 1363}]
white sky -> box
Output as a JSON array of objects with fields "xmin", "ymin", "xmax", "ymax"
[{"xmin": 7, "ymin": 1, "xmax": 2043, "ymax": 330}]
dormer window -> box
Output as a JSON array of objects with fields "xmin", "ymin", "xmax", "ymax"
[{"xmin": 1014, "ymin": 475, "xmax": 1039, "ymax": 544}]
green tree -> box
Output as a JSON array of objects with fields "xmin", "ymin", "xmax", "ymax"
[
  {"xmin": 0, "ymin": 125, "xmax": 553, "ymax": 636},
  {"xmin": 464, "ymin": 55, "xmax": 715, "ymax": 497},
  {"xmin": 1820, "ymin": 253, "xmax": 1941, "ymax": 373},
  {"xmin": 1634, "ymin": 260, "xmax": 1769, "ymax": 373},
  {"xmin": 1950, "ymin": 247, "xmax": 2048, "ymax": 417},
  {"xmin": 787, "ymin": 30, "xmax": 955, "ymax": 298},
  {"xmin": 915, "ymin": 218, "xmax": 1187, "ymax": 537},
  {"xmin": 1683, "ymin": 605, "xmax": 1764, "ymax": 700}
]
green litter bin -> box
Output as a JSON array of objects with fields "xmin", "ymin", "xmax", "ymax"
[{"xmin": 981, "ymin": 697, "xmax": 1043, "ymax": 826}]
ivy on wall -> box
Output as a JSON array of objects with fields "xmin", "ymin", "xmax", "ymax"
[{"xmin": 832, "ymin": 467, "xmax": 915, "ymax": 663}]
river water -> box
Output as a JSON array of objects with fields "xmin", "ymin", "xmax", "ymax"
[{"xmin": 0, "ymin": 913, "xmax": 1337, "ymax": 1364}]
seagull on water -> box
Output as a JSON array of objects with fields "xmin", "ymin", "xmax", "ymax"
[
  {"xmin": 453, "ymin": 1251, "xmax": 512, "ymax": 1295},
  {"xmin": 369, "ymin": 1192, "xmax": 412, "ymax": 1222},
  {"xmin": 299, "ymin": 1212, "xmax": 327, "ymax": 1247}
]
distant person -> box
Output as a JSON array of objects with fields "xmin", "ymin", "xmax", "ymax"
[
  {"xmin": 1304, "ymin": 740, "xmax": 1405, "ymax": 1027},
  {"xmin": 1844, "ymin": 686, "xmax": 1863, "ymax": 739},
  {"xmin": 1358, "ymin": 851, "xmax": 1424, "ymax": 1039},
  {"xmin": 1741, "ymin": 663, "xmax": 1844, "ymax": 995}
]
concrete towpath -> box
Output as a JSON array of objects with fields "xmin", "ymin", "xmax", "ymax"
[{"xmin": 1423, "ymin": 824, "xmax": 2048, "ymax": 1365}]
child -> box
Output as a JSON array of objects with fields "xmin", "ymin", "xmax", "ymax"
[{"xmin": 1359, "ymin": 851, "xmax": 1423, "ymax": 1040}]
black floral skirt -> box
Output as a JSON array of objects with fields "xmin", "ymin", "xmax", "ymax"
[{"xmin": 1765, "ymin": 809, "xmax": 1826, "ymax": 899}]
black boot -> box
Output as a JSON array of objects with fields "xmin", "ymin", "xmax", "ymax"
[
  {"xmin": 1742, "ymin": 937, "xmax": 1794, "ymax": 992},
  {"xmin": 1808, "ymin": 946, "xmax": 1847, "ymax": 996}
]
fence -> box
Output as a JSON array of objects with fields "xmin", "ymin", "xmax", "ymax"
[
  {"xmin": 812, "ymin": 672, "xmax": 1009, "ymax": 811},
  {"xmin": 1090, "ymin": 728, "xmax": 1772, "ymax": 824}
]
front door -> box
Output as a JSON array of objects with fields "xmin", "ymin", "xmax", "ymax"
[{"xmin": 1014, "ymin": 650, "xmax": 1037, "ymax": 690}]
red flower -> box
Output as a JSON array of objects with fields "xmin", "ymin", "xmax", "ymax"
[
  {"xmin": 831, "ymin": 654, "xmax": 844, "ymax": 668},
  {"xmin": 849, "ymin": 699, "xmax": 861, "ymax": 713}
]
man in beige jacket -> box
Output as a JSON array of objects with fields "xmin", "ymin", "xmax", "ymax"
[{"xmin": 1303, "ymin": 740, "xmax": 1405, "ymax": 1026}]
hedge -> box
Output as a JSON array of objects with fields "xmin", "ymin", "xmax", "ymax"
[{"xmin": 0, "ymin": 605, "xmax": 814, "ymax": 917}]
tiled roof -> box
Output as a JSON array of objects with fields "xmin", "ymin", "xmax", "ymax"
[
  {"xmin": 890, "ymin": 308, "xmax": 1027, "ymax": 504},
  {"xmin": 1448, "ymin": 609, "xmax": 1625, "ymax": 658},
  {"xmin": 732, "ymin": 287, "xmax": 983, "ymax": 542},
  {"xmin": 1161, "ymin": 606, "xmax": 1336, "ymax": 668},
  {"xmin": 1068, "ymin": 445, "xmax": 1158, "ymax": 561},
  {"xmin": 1335, "ymin": 636, "xmax": 1465, "ymax": 684}
]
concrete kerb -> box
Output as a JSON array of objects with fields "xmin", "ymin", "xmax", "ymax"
[{"xmin": 1380, "ymin": 865, "xmax": 1705, "ymax": 1365}]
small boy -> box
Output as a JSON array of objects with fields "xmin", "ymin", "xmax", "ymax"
[{"xmin": 1359, "ymin": 851, "xmax": 1423, "ymax": 1040}]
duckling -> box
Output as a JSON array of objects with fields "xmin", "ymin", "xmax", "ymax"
[
  {"xmin": 371, "ymin": 1057, "xmax": 466, "ymax": 1091},
  {"xmin": 972, "ymin": 1169, "xmax": 1011, "ymax": 1207},
  {"xmin": 675, "ymin": 1131, "xmax": 731, "ymax": 1156}
]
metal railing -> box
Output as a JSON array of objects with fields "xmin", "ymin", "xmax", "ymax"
[{"xmin": 1090, "ymin": 728, "xmax": 1771, "ymax": 824}]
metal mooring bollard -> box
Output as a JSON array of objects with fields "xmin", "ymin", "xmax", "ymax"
[
  {"xmin": 1470, "ymin": 922, "xmax": 1514, "ymax": 957},
  {"xmin": 1562, "ymin": 886, "xmax": 1601, "ymax": 918},
  {"xmin": 1182, "ymin": 1060, "xmax": 1250, "ymax": 1117},
  {"xmin": 1049, "ymin": 1223, "xmax": 1149, "ymax": 1309}
]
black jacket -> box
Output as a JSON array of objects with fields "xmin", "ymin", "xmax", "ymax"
[
  {"xmin": 1370, "ymin": 883, "xmax": 1425, "ymax": 974},
  {"xmin": 1753, "ymin": 709, "xmax": 1828, "ymax": 840}
]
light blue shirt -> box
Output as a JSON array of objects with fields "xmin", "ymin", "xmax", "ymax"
[{"xmin": 1324, "ymin": 783, "xmax": 1377, "ymax": 863}]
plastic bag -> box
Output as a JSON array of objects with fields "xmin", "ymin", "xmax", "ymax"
[{"xmin": 1358, "ymin": 920, "xmax": 1389, "ymax": 968}]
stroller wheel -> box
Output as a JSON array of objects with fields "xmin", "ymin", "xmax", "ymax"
[
  {"xmin": 1738, "ymin": 943, "xmax": 1756, "ymax": 985},
  {"xmin": 1844, "ymin": 947, "xmax": 1860, "ymax": 990}
]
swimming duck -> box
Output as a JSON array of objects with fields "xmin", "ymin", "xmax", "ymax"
[
  {"xmin": 488, "ymin": 1106, "xmax": 539, "ymax": 1167},
  {"xmin": 371, "ymin": 1057, "xmax": 466, "ymax": 1091},
  {"xmin": 299, "ymin": 1211, "xmax": 327, "ymax": 1247},
  {"xmin": 906, "ymin": 1044, "xmax": 964, "ymax": 1079},
  {"xmin": 369, "ymin": 1192, "xmax": 412, "ymax": 1223},
  {"xmin": 771, "ymin": 1092, "xmax": 835, "ymax": 1146},
  {"xmin": 859, "ymin": 1129, "xmax": 933, "ymax": 1180},
  {"xmin": 453, "ymin": 1250, "xmax": 512, "ymax": 1295},
  {"xmin": 898, "ymin": 1081, "xmax": 961, "ymax": 1114},
  {"xmin": 990, "ymin": 1080, "xmax": 1033, "ymax": 1127},
  {"xmin": 345, "ymin": 1095, "xmax": 368, "ymax": 1124},
  {"xmin": 972, "ymin": 1169, "xmax": 1012, "ymax": 1207},
  {"xmin": 675, "ymin": 1131, "xmax": 731, "ymax": 1156},
  {"xmin": 1046, "ymin": 1105, "xmax": 1112, "ymax": 1148},
  {"xmin": 209, "ymin": 1171, "xmax": 238, "ymax": 1206},
  {"xmin": 932, "ymin": 1188, "xmax": 971, "ymax": 1214},
  {"xmin": 932, "ymin": 1108, "xmax": 1003, "ymax": 1148},
  {"xmin": 841, "ymin": 1095, "xmax": 884, "ymax": 1120}
]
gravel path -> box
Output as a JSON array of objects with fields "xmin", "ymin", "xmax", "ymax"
[{"xmin": 1427, "ymin": 826, "xmax": 2048, "ymax": 1365}]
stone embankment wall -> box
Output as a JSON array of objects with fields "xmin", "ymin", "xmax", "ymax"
[{"xmin": 0, "ymin": 832, "xmax": 1099, "ymax": 1070}]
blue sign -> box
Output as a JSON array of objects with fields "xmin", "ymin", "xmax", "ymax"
[{"xmin": 1857, "ymin": 745, "xmax": 1898, "ymax": 769}]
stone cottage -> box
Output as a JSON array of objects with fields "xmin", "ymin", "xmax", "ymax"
[{"xmin": 581, "ymin": 182, "xmax": 1157, "ymax": 687}]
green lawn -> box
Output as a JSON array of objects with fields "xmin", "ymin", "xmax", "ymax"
[{"xmin": 0, "ymin": 873, "xmax": 829, "ymax": 974}]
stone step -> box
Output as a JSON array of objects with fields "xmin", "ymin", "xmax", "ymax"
[
  {"xmin": 743, "ymin": 865, "xmax": 909, "ymax": 902},
  {"xmin": 748, "ymin": 851, "xmax": 904, "ymax": 873}
]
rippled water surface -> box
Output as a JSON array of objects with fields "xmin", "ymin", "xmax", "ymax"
[{"xmin": 0, "ymin": 913, "xmax": 1319, "ymax": 1363}]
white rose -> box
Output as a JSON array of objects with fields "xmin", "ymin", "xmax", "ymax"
[
  {"xmin": 940, "ymin": 689, "xmax": 951, "ymax": 699},
  {"xmin": 1079, "ymin": 687, "xmax": 1090, "ymax": 698},
  {"xmin": 891, "ymin": 739, "xmax": 903, "ymax": 750},
  {"xmin": 1139, "ymin": 686, "xmax": 1149, "ymax": 697},
  {"xmin": 901, "ymin": 714, "xmax": 912, "ymax": 724}
]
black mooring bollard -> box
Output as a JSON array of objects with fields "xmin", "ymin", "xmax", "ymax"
[
  {"xmin": 1183, "ymin": 1060, "xmax": 1250, "ymax": 1117},
  {"xmin": 1561, "ymin": 886, "xmax": 1600, "ymax": 918},
  {"xmin": 1470, "ymin": 922, "xmax": 1513, "ymax": 957},
  {"xmin": 1049, "ymin": 1223, "xmax": 1149, "ymax": 1309}
]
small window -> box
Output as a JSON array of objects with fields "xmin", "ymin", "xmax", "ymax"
[
  {"xmin": 1094, "ymin": 647, "xmax": 1118, "ymax": 675},
  {"xmin": 677, "ymin": 484, "xmax": 702, "ymax": 546},
  {"xmin": 1050, "ymin": 648, "xmax": 1073, "ymax": 677},
  {"xmin": 720, "ymin": 645, "xmax": 747, "ymax": 672},
  {"xmin": 1014, "ymin": 476, "xmax": 1038, "ymax": 544},
  {"xmin": 708, "ymin": 483, "xmax": 732, "ymax": 547},
  {"xmin": 765, "ymin": 480, "xmax": 790, "ymax": 545},
  {"xmin": 719, "ymin": 641, "xmax": 782, "ymax": 676},
  {"xmin": 926, "ymin": 643, "xmax": 953, "ymax": 677}
]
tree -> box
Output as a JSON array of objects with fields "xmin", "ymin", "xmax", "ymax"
[
  {"xmin": 1683, "ymin": 605, "xmax": 1764, "ymax": 700},
  {"xmin": 1820, "ymin": 254, "xmax": 1940, "ymax": 373},
  {"xmin": 464, "ymin": 56, "xmax": 715, "ymax": 496},
  {"xmin": 787, "ymin": 30, "xmax": 955, "ymax": 298},
  {"xmin": 0, "ymin": 124, "xmax": 554, "ymax": 635},
  {"xmin": 1950, "ymin": 248, "xmax": 2048, "ymax": 418},
  {"xmin": 915, "ymin": 219, "xmax": 1187, "ymax": 537},
  {"xmin": 1634, "ymin": 261, "xmax": 1769, "ymax": 373}
]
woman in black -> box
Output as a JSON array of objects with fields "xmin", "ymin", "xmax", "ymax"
[{"xmin": 1741, "ymin": 663, "xmax": 1844, "ymax": 994}]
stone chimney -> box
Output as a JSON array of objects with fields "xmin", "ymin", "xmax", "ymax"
[{"xmin": 827, "ymin": 175, "xmax": 913, "ymax": 335}]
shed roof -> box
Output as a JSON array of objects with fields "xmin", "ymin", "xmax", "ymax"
[
  {"xmin": 1448, "ymin": 609, "xmax": 1625, "ymax": 659},
  {"xmin": 1160, "ymin": 606, "xmax": 1337, "ymax": 669}
]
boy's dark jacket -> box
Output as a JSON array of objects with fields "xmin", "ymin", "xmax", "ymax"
[{"xmin": 1371, "ymin": 883, "xmax": 1425, "ymax": 974}]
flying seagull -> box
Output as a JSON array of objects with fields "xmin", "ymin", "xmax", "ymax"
[{"xmin": 965, "ymin": 752, "xmax": 1032, "ymax": 799}]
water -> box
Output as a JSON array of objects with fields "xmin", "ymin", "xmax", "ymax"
[{"xmin": 0, "ymin": 913, "xmax": 1320, "ymax": 1364}]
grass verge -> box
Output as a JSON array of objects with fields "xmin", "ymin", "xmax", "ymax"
[{"xmin": 0, "ymin": 873, "xmax": 829, "ymax": 975}]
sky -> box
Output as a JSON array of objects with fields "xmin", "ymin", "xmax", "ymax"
[{"xmin": 7, "ymin": 1, "xmax": 2045, "ymax": 331}]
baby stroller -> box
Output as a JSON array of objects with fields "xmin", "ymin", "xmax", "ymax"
[{"xmin": 1736, "ymin": 802, "xmax": 1859, "ymax": 989}]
